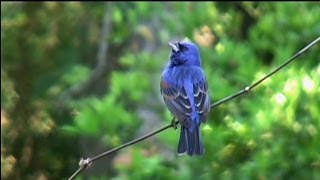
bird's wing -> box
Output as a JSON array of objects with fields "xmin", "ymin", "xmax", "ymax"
[
  {"xmin": 160, "ymin": 78, "xmax": 192, "ymax": 120},
  {"xmin": 193, "ymin": 77, "xmax": 210, "ymax": 122}
]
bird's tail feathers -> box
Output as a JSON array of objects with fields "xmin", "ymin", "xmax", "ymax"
[{"xmin": 177, "ymin": 119, "xmax": 203, "ymax": 156}]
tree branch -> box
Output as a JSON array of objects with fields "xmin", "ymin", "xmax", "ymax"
[
  {"xmin": 67, "ymin": 37, "xmax": 319, "ymax": 180},
  {"xmin": 57, "ymin": 2, "xmax": 113, "ymax": 111}
]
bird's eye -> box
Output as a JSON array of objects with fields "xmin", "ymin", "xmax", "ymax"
[{"xmin": 178, "ymin": 43, "xmax": 188, "ymax": 52}]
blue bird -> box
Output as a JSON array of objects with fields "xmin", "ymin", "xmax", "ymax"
[{"xmin": 160, "ymin": 39, "xmax": 211, "ymax": 156}]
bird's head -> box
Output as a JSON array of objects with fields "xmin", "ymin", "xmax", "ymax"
[{"xmin": 169, "ymin": 38, "xmax": 202, "ymax": 67}]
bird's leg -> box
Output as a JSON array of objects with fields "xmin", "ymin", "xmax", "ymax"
[{"xmin": 171, "ymin": 117, "xmax": 178, "ymax": 130}]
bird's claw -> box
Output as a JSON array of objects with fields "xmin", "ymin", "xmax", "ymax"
[{"xmin": 171, "ymin": 118, "xmax": 178, "ymax": 130}]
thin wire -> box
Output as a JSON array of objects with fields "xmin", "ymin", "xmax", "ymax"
[
  {"xmin": 68, "ymin": 120, "xmax": 178, "ymax": 180},
  {"xmin": 211, "ymin": 36, "xmax": 320, "ymax": 109},
  {"xmin": 90, "ymin": 122, "xmax": 176, "ymax": 162},
  {"xmin": 68, "ymin": 37, "xmax": 319, "ymax": 179},
  {"xmin": 68, "ymin": 167, "xmax": 83, "ymax": 180}
]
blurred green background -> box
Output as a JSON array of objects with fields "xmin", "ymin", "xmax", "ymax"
[{"xmin": 1, "ymin": 2, "xmax": 319, "ymax": 180}]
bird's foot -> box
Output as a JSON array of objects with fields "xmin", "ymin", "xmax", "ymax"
[{"xmin": 171, "ymin": 118, "xmax": 178, "ymax": 130}]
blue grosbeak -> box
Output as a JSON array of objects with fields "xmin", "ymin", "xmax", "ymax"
[{"xmin": 160, "ymin": 39, "xmax": 210, "ymax": 156}]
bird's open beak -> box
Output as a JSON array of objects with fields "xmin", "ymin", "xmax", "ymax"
[{"xmin": 169, "ymin": 42, "xmax": 179, "ymax": 52}]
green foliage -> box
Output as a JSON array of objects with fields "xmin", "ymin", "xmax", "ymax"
[{"xmin": 2, "ymin": 2, "xmax": 319, "ymax": 180}]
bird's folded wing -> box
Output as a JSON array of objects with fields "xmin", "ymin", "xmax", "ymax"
[
  {"xmin": 160, "ymin": 79, "xmax": 192, "ymax": 118},
  {"xmin": 193, "ymin": 79, "xmax": 210, "ymax": 121}
]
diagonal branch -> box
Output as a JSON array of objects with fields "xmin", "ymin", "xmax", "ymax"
[
  {"xmin": 67, "ymin": 37, "xmax": 319, "ymax": 180},
  {"xmin": 57, "ymin": 2, "xmax": 113, "ymax": 111},
  {"xmin": 210, "ymin": 36, "xmax": 320, "ymax": 108}
]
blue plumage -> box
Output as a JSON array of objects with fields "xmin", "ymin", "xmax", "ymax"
[{"xmin": 160, "ymin": 39, "xmax": 210, "ymax": 156}]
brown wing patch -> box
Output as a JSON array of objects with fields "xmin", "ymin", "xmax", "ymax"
[{"xmin": 160, "ymin": 79, "xmax": 170, "ymax": 89}]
